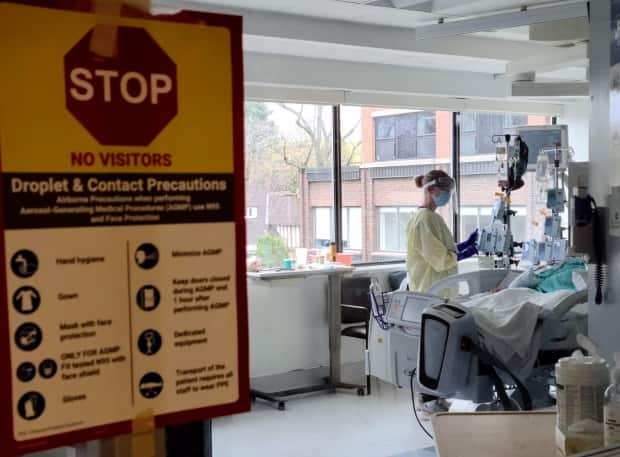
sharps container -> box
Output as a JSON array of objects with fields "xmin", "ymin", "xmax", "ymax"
[{"xmin": 555, "ymin": 355, "xmax": 609, "ymax": 455}]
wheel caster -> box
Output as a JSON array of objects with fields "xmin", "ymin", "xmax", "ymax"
[
  {"xmin": 277, "ymin": 401, "xmax": 286, "ymax": 411},
  {"xmin": 357, "ymin": 387, "xmax": 365, "ymax": 396}
]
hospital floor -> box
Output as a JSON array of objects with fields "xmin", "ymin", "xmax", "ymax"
[
  {"xmin": 28, "ymin": 375, "xmax": 433, "ymax": 457},
  {"xmin": 213, "ymin": 377, "xmax": 434, "ymax": 457}
]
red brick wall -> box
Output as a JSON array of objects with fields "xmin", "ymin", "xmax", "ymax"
[{"xmin": 436, "ymin": 111, "xmax": 452, "ymax": 159}]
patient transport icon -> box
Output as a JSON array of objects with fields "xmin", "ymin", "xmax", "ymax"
[
  {"xmin": 139, "ymin": 372, "xmax": 164, "ymax": 399},
  {"xmin": 10, "ymin": 250, "xmax": 38, "ymax": 278}
]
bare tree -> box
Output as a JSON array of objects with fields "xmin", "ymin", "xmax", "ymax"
[{"xmin": 276, "ymin": 103, "xmax": 361, "ymax": 170}]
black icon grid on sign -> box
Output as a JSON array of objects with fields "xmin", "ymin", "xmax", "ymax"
[
  {"xmin": 16, "ymin": 362, "xmax": 36, "ymax": 383},
  {"xmin": 17, "ymin": 391, "xmax": 45, "ymax": 420},
  {"xmin": 11, "ymin": 250, "xmax": 38, "ymax": 278},
  {"xmin": 139, "ymin": 372, "xmax": 163, "ymax": 399},
  {"xmin": 12, "ymin": 286, "xmax": 41, "ymax": 315},
  {"xmin": 136, "ymin": 285, "xmax": 161, "ymax": 312},
  {"xmin": 138, "ymin": 329, "xmax": 162, "ymax": 356},
  {"xmin": 15, "ymin": 322, "xmax": 43, "ymax": 352},
  {"xmin": 39, "ymin": 359, "xmax": 57, "ymax": 379},
  {"xmin": 135, "ymin": 243, "xmax": 159, "ymax": 269}
]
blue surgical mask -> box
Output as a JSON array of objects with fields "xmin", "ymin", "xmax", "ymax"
[{"xmin": 432, "ymin": 191, "xmax": 451, "ymax": 207}]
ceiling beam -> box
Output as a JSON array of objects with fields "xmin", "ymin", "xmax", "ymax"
[
  {"xmin": 245, "ymin": 84, "xmax": 564, "ymax": 115},
  {"xmin": 157, "ymin": 0, "xmax": 558, "ymax": 62},
  {"xmin": 511, "ymin": 81, "xmax": 589, "ymax": 97},
  {"xmin": 415, "ymin": 2, "xmax": 587, "ymax": 40},
  {"xmin": 504, "ymin": 43, "xmax": 588, "ymax": 77},
  {"xmin": 245, "ymin": 52, "xmax": 510, "ymax": 99}
]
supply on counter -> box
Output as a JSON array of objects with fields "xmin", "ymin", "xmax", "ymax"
[
  {"xmin": 556, "ymin": 353, "xmax": 609, "ymax": 455},
  {"xmin": 328, "ymin": 242, "xmax": 337, "ymax": 262},
  {"xmin": 295, "ymin": 248, "xmax": 308, "ymax": 267},
  {"xmin": 605, "ymin": 354, "xmax": 620, "ymax": 447}
]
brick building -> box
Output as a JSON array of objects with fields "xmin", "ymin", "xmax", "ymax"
[{"xmin": 300, "ymin": 108, "xmax": 546, "ymax": 263}]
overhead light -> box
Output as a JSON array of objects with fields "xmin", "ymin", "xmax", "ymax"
[{"xmin": 415, "ymin": 2, "xmax": 587, "ymax": 40}]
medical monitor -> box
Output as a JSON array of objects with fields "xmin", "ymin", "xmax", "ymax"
[{"xmin": 517, "ymin": 125, "xmax": 568, "ymax": 169}]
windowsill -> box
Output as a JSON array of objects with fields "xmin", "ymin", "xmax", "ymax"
[
  {"xmin": 352, "ymin": 262, "xmax": 405, "ymax": 273},
  {"xmin": 459, "ymin": 154, "xmax": 496, "ymax": 163},
  {"xmin": 361, "ymin": 157, "xmax": 449, "ymax": 169}
]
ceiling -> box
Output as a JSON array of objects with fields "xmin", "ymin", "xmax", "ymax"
[{"xmin": 160, "ymin": 0, "xmax": 590, "ymax": 110}]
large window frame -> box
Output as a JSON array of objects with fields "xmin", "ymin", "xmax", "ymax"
[
  {"xmin": 374, "ymin": 111, "xmax": 437, "ymax": 161},
  {"xmin": 246, "ymin": 101, "xmax": 555, "ymax": 265}
]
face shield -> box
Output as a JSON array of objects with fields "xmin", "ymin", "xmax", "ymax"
[{"xmin": 423, "ymin": 176, "xmax": 456, "ymax": 195}]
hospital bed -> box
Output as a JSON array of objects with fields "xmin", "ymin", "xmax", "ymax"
[{"xmin": 370, "ymin": 268, "xmax": 588, "ymax": 410}]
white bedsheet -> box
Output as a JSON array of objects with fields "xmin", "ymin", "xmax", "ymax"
[{"xmin": 462, "ymin": 288, "xmax": 575, "ymax": 377}]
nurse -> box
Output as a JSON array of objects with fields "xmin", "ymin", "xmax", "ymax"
[
  {"xmin": 406, "ymin": 169, "xmax": 478, "ymax": 295},
  {"xmin": 407, "ymin": 169, "xmax": 478, "ymax": 417}
]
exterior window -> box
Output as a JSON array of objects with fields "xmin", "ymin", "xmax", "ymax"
[
  {"xmin": 417, "ymin": 112, "xmax": 436, "ymax": 158},
  {"xmin": 312, "ymin": 207, "xmax": 362, "ymax": 250},
  {"xmin": 460, "ymin": 206, "xmax": 527, "ymax": 243},
  {"xmin": 313, "ymin": 207, "xmax": 332, "ymax": 247},
  {"xmin": 460, "ymin": 112, "xmax": 531, "ymax": 156},
  {"xmin": 378, "ymin": 207, "xmax": 416, "ymax": 252},
  {"xmin": 245, "ymin": 207, "xmax": 258, "ymax": 219},
  {"xmin": 375, "ymin": 112, "xmax": 436, "ymax": 161}
]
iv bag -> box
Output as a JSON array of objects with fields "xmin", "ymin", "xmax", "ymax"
[{"xmin": 536, "ymin": 154, "xmax": 549, "ymax": 181}]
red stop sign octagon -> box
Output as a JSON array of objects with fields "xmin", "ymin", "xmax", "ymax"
[{"xmin": 64, "ymin": 26, "xmax": 178, "ymax": 146}]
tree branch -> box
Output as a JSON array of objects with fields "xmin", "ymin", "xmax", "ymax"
[
  {"xmin": 342, "ymin": 119, "xmax": 361, "ymax": 142},
  {"xmin": 277, "ymin": 103, "xmax": 315, "ymax": 142},
  {"xmin": 344, "ymin": 141, "xmax": 362, "ymax": 166}
]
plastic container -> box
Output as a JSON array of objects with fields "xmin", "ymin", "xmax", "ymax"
[
  {"xmin": 335, "ymin": 253, "xmax": 353, "ymax": 266},
  {"xmin": 295, "ymin": 248, "xmax": 308, "ymax": 267},
  {"xmin": 604, "ymin": 354, "xmax": 620, "ymax": 447},
  {"xmin": 328, "ymin": 242, "xmax": 337, "ymax": 262},
  {"xmin": 556, "ymin": 355, "xmax": 609, "ymax": 455}
]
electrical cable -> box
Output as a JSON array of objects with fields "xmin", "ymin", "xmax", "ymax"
[
  {"xmin": 369, "ymin": 287, "xmax": 391, "ymax": 330},
  {"xmin": 468, "ymin": 340, "xmax": 532, "ymax": 411},
  {"xmin": 589, "ymin": 196, "xmax": 605, "ymax": 305},
  {"xmin": 410, "ymin": 369, "xmax": 434, "ymax": 440}
]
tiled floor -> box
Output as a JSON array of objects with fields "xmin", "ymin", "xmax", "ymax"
[
  {"xmin": 27, "ymin": 378, "xmax": 433, "ymax": 457},
  {"xmin": 213, "ymin": 379, "xmax": 433, "ymax": 457}
]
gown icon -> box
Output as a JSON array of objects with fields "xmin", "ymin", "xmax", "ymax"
[{"xmin": 12, "ymin": 286, "xmax": 41, "ymax": 314}]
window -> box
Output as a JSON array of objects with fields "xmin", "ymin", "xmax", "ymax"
[
  {"xmin": 460, "ymin": 206, "xmax": 527, "ymax": 243},
  {"xmin": 417, "ymin": 112, "xmax": 436, "ymax": 158},
  {"xmin": 244, "ymin": 102, "xmax": 333, "ymax": 267},
  {"xmin": 313, "ymin": 207, "xmax": 362, "ymax": 250},
  {"xmin": 342, "ymin": 207, "xmax": 362, "ymax": 250},
  {"xmin": 313, "ymin": 207, "xmax": 332, "ymax": 247},
  {"xmin": 458, "ymin": 111, "xmax": 551, "ymax": 244},
  {"xmin": 245, "ymin": 207, "xmax": 258, "ymax": 219},
  {"xmin": 460, "ymin": 112, "xmax": 531, "ymax": 156},
  {"xmin": 374, "ymin": 111, "xmax": 437, "ymax": 161},
  {"xmin": 377, "ymin": 207, "xmax": 416, "ymax": 252},
  {"xmin": 244, "ymin": 103, "xmax": 552, "ymax": 268}
]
